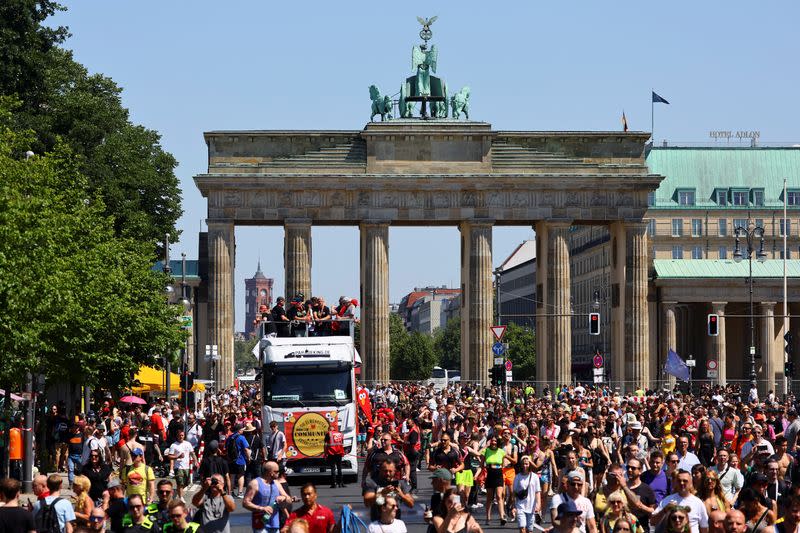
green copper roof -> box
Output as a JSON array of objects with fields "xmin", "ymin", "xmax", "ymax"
[
  {"xmin": 654, "ymin": 259, "xmax": 800, "ymax": 279},
  {"xmin": 646, "ymin": 147, "xmax": 800, "ymax": 208}
]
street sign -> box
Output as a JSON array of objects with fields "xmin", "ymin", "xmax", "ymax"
[
  {"xmin": 707, "ymin": 360, "xmax": 718, "ymax": 370},
  {"xmin": 181, "ymin": 315, "xmax": 192, "ymax": 329},
  {"xmin": 593, "ymin": 354, "xmax": 604, "ymax": 368},
  {"xmin": 593, "ymin": 375, "xmax": 604, "ymax": 383},
  {"xmin": 494, "ymin": 357, "xmax": 504, "ymax": 366},
  {"xmin": 707, "ymin": 369, "xmax": 719, "ymax": 379},
  {"xmin": 593, "ymin": 367, "xmax": 604, "ymax": 376},
  {"xmin": 686, "ymin": 359, "xmax": 696, "ymax": 368},
  {"xmin": 505, "ymin": 360, "xmax": 513, "ymax": 371},
  {"xmin": 505, "ymin": 370, "xmax": 513, "ymax": 381},
  {"xmin": 491, "ymin": 325, "xmax": 507, "ymax": 341},
  {"xmin": 492, "ymin": 342, "xmax": 506, "ymax": 356}
]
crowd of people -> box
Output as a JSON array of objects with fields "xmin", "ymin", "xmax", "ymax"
[{"xmin": 2, "ymin": 379, "xmax": 800, "ymax": 533}]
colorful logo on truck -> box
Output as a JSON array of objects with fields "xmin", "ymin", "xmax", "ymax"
[{"xmin": 283, "ymin": 410, "xmax": 338, "ymax": 458}]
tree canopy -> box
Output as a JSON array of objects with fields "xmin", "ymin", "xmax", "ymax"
[
  {"xmin": 0, "ymin": 1, "xmax": 182, "ymax": 250},
  {"xmin": 389, "ymin": 314, "xmax": 438, "ymax": 381},
  {"xmin": 0, "ymin": 104, "xmax": 186, "ymax": 389}
]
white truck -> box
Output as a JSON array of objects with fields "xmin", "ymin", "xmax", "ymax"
[{"xmin": 259, "ymin": 335, "xmax": 360, "ymax": 477}]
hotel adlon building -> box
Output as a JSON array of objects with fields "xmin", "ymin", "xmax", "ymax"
[{"xmin": 563, "ymin": 145, "xmax": 800, "ymax": 392}]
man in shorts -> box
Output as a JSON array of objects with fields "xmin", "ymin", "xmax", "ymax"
[{"xmin": 166, "ymin": 430, "xmax": 197, "ymax": 500}]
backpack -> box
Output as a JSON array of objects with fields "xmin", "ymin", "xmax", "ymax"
[
  {"xmin": 226, "ymin": 435, "xmax": 240, "ymax": 462},
  {"xmin": 35, "ymin": 497, "xmax": 63, "ymax": 533}
]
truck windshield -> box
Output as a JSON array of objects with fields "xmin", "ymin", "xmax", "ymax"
[
  {"xmin": 264, "ymin": 367, "xmax": 353, "ymax": 406},
  {"xmin": 431, "ymin": 368, "xmax": 446, "ymax": 379}
]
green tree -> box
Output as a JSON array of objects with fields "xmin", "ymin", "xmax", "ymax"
[
  {"xmin": 234, "ymin": 337, "xmax": 260, "ymax": 373},
  {"xmin": 433, "ymin": 316, "xmax": 461, "ymax": 370},
  {"xmin": 505, "ymin": 322, "xmax": 536, "ymax": 380},
  {"xmin": 391, "ymin": 331, "xmax": 438, "ymax": 381},
  {"xmin": 0, "ymin": 114, "xmax": 185, "ymax": 389},
  {"xmin": 1, "ymin": 2, "xmax": 182, "ymax": 249}
]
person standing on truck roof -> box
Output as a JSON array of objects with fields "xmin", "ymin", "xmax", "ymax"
[
  {"xmin": 287, "ymin": 294, "xmax": 312, "ymax": 337},
  {"xmin": 271, "ymin": 297, "xmax": 291, "ymax": 337}
]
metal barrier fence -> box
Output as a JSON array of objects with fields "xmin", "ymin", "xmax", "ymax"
[{"xmin": 356, "ymin": 378, "xmax": 800, "ymax": 397}]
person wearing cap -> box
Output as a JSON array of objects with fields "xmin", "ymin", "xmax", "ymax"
[
  {"xmin": 125, "ymin": 447, "xmax": 156, "ymax": 502},
  {"xmin": 244, "ymin": 421, "xmax": 264, "ymax": 485},
  {"xmin": 554, "ymin": 499, "xmax": 591, "ymax": 533},
  {"xmin": 550, "ymin": 470, "xmax": 597, "ymax": 533},
  {"xmin": 271, "ymin": 297, "xmax": 291, "ymax": 337},
  {"xmin": 651, "ymin": 469, "xmax": 709, "ymax": 533},
  {"xmin": 427, "ymin": 468, "xmax": 454, "ymax": 520},
  {"xmin": 197, "ymin": 440, "xmax": 231, "ymax": 492},
  {"xmin": 165, "ymin": 430, "xmax": 197, "ymax": 499},
  {"xmin": 226, "ymin": 423, "xmax": 251, "ymax": 499},
  {"xmin": 103, "ymin": 477, "xmax": 128, "ymax": 533}
]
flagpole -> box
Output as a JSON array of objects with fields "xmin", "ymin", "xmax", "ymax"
[{"xmin": 651, "ymin": 89, "xmax": 654, "ymax": 143}]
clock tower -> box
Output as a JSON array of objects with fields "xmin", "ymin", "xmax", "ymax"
[{"xmin": 244, "ymin": 261, "xmax": 274, "ymax": 337}]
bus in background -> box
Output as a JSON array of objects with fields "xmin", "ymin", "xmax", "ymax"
[{"xmin": 259, "ymin": 332, "xmax": 360, "ymax": 478}]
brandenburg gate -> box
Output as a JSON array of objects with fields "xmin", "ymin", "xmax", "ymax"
[
  {"xmin": 194, "ymin": 122, "xmax": 662, "ymax": 388},
  {"xmin": 193, "ymin": 19, "xmax": 663, "ymax": 389}
]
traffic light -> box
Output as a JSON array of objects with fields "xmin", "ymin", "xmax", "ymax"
[
  {"xmin": 589, "ymin": 312, "xmax": 600, "ymax": 335},
  {"xmin": 489, "ymin": 364, "xmax": 504, "ymax": 386},
  {"xmin": 707, "ymin": 314, "xmax": 719, "ymax": 336}
]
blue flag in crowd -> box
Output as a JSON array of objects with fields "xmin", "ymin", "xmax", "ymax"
[
  {"xmin": 664, "ymin": 348, "xmax": 690, "ymax": 381},
  {"xmin": 652, "ymin": 91, "xmax": 670, "ymax": 104}
]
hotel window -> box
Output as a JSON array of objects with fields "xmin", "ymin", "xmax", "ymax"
[
  {"xmin": 732, "ymin": 190, "xmax": 749, "ymax": 206},
  {"xmin": 672, "ymin": 219, "xmax": 683, "ymax": 237},
  {"xmin": 718, "ymin": 219, "xmax": 727, "ymax": 237},
  {"xmin": 719, "ymin": 246, "xmax": 728, "ymax": 259},
  {"xmin": 781, "ymin": 219, "xmax": 792, "ymax": 237},
  {"xmin": 678, "ymin": 190, "xmax": 696, "ymax": 206},
  {"xmin": 647, "ymin": 192, "xmax": 656, "ymax": 207},
  {"xmin": 716, "ymin": 189, "xmax": 728, "ymax": 206},
  {"xmin": 752, "ymin": 189, "xmax": 765, "ymax": 206},
  {"xmin": 691, "ymin": 219, "xmax": 703, "ymax": 237},
  {"xmin": 672, "ymin": 245, "xmax": 684, "ymax": 259},
  {"xmin": 647, "ymin": 219, "xmax": 656, "ymax": 237},
  {"xmin": 733, "ymin": 219, "xmax": 748, "ymax": 233},
  {"xmin": 781, "ymin": 249, "xmax": 792, "ymax": 259},
  {"xmin": 692, "ymin": 246, "xmax": 703, "ymax": 259},
  {"xmin": 755, "ymin": 219, "xmax": 765, "ymax": 232},
  {"xmin": 788, "ymin": 191, "xmax": 800, "ymax": 207}
]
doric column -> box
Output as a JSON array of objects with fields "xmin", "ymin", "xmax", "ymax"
[
  {"xmin": 207, "ymin": 219, "xmax": 235, "ymax": 389},
  {"xmin": 534, "ymin": 222, "xmax": 549, "ymax": 386},
  {"xmin": 284, "ymin": 219, "xmax": 312, "ymax": 300},
  {"xmin": 460, "ymin": 221, "xmax": 493, "ymax": 384},
  {"xmin": 761, "ymin": 302, "xmax": 776, "ymax": 395},
  {"xmin": 548, "ymin": 221, "xmax": 572, "ymax": 388},
  {"xmin": 610, "ymin": 222, "xmax": 626, "ymax": 390},
  {"xmin": 360, "ymin": 222, "xmax": 390, "ymax": 383},
  {"xmin": 662, "ymin": 302, "xmax": 678, "ymax": 389},
  {"xmin": 625, "ymin": 221, "xmax": 650, "ymax": 389},
  {"xmin": 711, "ymin": 302, "xmax": 727, "ymax": 385}
]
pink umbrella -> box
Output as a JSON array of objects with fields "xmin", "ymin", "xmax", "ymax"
[{"xmin": 119, "ymin": 395, "xmax": 147, "ymax": 405}]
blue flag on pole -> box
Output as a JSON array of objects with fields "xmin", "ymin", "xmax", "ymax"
[
  {"xmin": 664, "ymin": 348, "xmax": 690, "ymax": 381},
  {"xmin": 652, "ymin": 91, "xmax": 670, "ymax": 104}
]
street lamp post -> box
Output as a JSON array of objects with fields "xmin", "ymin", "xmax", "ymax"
[
  {"xmin": 733, "ymin": 221, "xmax": 767, "ymax": 393},
  {"xmin": 163, "ymin": 233, "xmax": 174, "ymax": 402},
  {"xmin": 179, "ymin": 253, "xmax": 191, "ymax": 431}
]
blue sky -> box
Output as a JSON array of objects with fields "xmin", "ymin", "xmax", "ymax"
[{"xmin": 51, "ymin": 1, "xmax": 799, "ymax": 330}]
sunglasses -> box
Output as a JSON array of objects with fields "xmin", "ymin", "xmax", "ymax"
[{"xmin": 90, "ymin": 516, "xmax": 105, "ymax": 523}]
